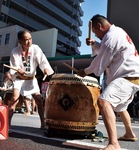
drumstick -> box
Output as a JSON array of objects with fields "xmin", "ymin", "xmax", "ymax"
[
  {"xmin": 63, "ymin": 62, "xmax": 78, "ymax": 73},
  {"xmin": 88, "ymin": 20, "xmax": 92, "ymax": 39},
  {"xmin": 42, "ymin": 74, "xmax": 47, "ymax": 81},
  {"xmin": 3, "ymin": 64, "xmax": 28, "ymax": 75},
  {"xmin": 3, "ymin": 64, "xmax": 19, "ymax": 72}
]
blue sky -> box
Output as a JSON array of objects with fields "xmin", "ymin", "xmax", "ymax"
[{"xmin": 79, "ymin": 0, "xmax": 107, "ymax": 54}]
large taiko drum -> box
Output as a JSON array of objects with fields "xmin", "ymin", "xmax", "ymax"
[{"xmin": 44, "ymin": 74, "xmax": 101, "ymax": 135}]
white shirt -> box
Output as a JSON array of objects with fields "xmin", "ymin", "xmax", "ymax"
[
  {"xmin": 10, "ymin": 44, "xmax": 54, "ymax": 77},
  {"xmin": 84, "ymin": 25, "xmax": 139, "ymax": 84}
]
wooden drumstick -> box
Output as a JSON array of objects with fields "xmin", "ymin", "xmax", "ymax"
[
  {"xmin": 42, "ymin": 74, "xmax": 47, "ymax": 81},
  {"xmin": 63, "ymin": 62, "xmax": 78, "ymax": 73},
  {"xmin": 3, "ymin": 64, "xmax": 28, "ymax": 75},
  {"xmin": 3, "ymin": 64, "xmax": 19, "ymax": 72},
  {"xmin": 88, "ymin": 20, "xmax": 92, "ymax": 39}
]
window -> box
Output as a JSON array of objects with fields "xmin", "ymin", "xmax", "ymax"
[
  {"xmin": 2, "ymin": 0, "xmax": 6, "ymax": 5},
  {"xmin": 0, "ymin": 35, "xmax": 2, "ymax": 45},
  {"xmin": 5, "ymin": 33, "xmax": 10, "ymax": 45},
  {"xmin": 3, "ymin": 0, "xmax": 10, "ymax": 7}
]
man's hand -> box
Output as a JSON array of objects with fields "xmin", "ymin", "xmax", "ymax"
[
  {"xmin": 44, "ymin": 68, "xmax": 49, "ymax": 76},
  {"xmin": 42, "ymin": 68, "xmax": 49, "ymax": 81},
  {"xmin": 86, "ymin": 38, "xmax": 95, "ymax": 46},
  {"xmin": 17, "ymin": 68, "xmax": 26, "ymax": 75},
  {"xmin": 77, "ymin": 69, "xmax": 87, "ymax": 77},
  {"xmin": 0, "ymin": 87, "xmax": 6, "ymax": 91}
]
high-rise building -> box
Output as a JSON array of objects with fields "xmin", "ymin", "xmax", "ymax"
[
  {"xmin": 107, "ymin": 0, "xmax": 139, "ymax": 51},
  {"xmin": 0, "ymin": 0, "xmax": 84, "ymax": 56}
]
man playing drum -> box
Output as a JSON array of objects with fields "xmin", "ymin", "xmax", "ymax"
[
  {"xmin": 9, "ymin": 30, "xmax": 54, "ymax": 129},
  {"xmin": 77, "ymin": 14, "xmax": 139, "ymax": 150}
]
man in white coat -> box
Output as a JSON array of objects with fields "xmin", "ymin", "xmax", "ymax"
[
  {"xmin": 78, "ymin": 14, "xmax": 139, "ymax": 150},
  {"xmin": 9, "ymin": 30, "xmax": 54, "ymax": 129}
]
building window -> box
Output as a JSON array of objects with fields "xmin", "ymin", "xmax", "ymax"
[
  {"xmin": 2, "ymin": 0, "xmax": 10, "ymax": 7},
  {"xmin": 5, "ymin": 33, "xmax": 10, "ymax": 45},
  {"xmin": 0, "ymin": 35, "xmax": 2, "ymax": 45}
]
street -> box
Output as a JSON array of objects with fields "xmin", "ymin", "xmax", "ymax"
[{"xmin": 0, "ymin": 113, "xmax": 139, "ymax": 150}]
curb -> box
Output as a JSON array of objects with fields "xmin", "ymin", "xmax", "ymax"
[{"xmin": 99, "ymin": 116, "xmax": 139, "ymax": 124}]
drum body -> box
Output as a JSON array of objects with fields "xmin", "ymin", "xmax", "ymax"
[{"xmin": 45, "ymin": 74, "xmax": 100, "ymax": 134}]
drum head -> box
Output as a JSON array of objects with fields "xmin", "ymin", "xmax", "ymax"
[{"xmin": 49, "ymin": 73, "xmax": 101, "ymax": 88}]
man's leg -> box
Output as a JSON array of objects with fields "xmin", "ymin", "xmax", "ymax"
[
  {"xmin": 118, "ymin": 110, "xmax": 137, "ymax": 138},
  {"xmin": 9, "ymin": 89, "xmax": 20, "ymax": 127},
  {"xmin": 32, "ymin": 93, "xmax": 44, "ymax": 128},
  {"xmin": 23, "ymin": 98, "xmax": 31, "ymax": 115},
  {"xmin": 98, "ymin": 99, "xmax": 121, "ymax": 150},
  {"xmin": 31, "ymin": 99, "xmax": 36, "ymax": 114}
]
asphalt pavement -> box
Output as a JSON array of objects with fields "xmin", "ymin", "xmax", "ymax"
[{"xmin": 0, "ymin": 112, "xmax": 139, "ymax": 150}]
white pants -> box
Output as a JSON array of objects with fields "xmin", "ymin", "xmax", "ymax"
[
  {"xmin": 99, "ymin": 77, "xmax": 139, "ymax": 112},
  {"xmin": 13, "ymin": 78, "xmax": 40, "ymax": 96}
]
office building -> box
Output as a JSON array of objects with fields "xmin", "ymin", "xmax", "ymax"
[
  {"xmin": 107, "ymin": 0, "xmax": 139, "ymax": 50},
  {"xmin": 0, "ymin": 0, "xmax": 84, "ymax": 56}
]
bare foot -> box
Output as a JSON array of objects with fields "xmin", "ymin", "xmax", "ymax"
[
  {"xmin": 31, "ymin": 111, "xmax": 36, "ymax": 115},
  {"xmin": 24, "ymin": 112, "xmax": 30, "ymax": 116},
  {"xmin": 102, "ymin": 144, "xmax": 121, "ymax": 150}
]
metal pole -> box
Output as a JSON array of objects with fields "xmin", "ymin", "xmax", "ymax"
[{"xmin": 71, "ymin": 57, "xmax": 74, "ymax": 74}]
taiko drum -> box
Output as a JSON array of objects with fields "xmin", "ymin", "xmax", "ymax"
[{"xmin": 44, "ymin": 74, "xmax": 100, "ymax": 133}]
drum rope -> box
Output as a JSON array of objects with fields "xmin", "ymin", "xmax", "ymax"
[{"xmin": 51, "ymin": 77, "xmax": 99, "ymax": 84}]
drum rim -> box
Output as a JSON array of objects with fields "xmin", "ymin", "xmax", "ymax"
[
  {"xmin": 50, "ymin": 74, "xmax": 101, "ymax": 88},
  {"xmin": 46, "ymin": 119, "xmax": 97, "ymax": 131}
]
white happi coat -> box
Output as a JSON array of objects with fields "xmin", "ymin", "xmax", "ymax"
[
  {"xmin": 84, "ymin": 25, "xmax": 139, "ymax": 84},
  {"xmin": 10, "ymin": 44, "xmax": 54, "ymax": 76},
  {"xmin": 9, "ymin": 44, "xmax": 54, "ymax": 96}
]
